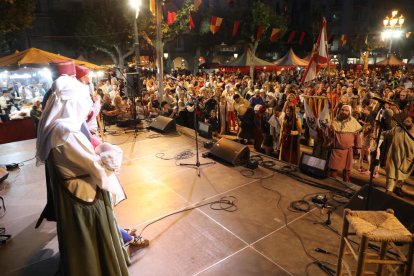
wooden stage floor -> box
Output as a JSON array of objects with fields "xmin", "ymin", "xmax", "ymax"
[{"xmin": 0, "ymin": 124, "xmax": 411, "ymax": 275}]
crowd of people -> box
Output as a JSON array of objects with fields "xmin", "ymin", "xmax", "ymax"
[
  {"xmin": 92, "ymin": 67, "xmax": 414, "ymax": 196},
  {"xmin": 28, "ymin": 59, "xmax": 414, "ymax": 275}
]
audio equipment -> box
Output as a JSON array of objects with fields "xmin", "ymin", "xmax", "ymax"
[
  {"xmin": 299, "ymin": 152, "xmax": 328, "ymax": 178},
  {"xmin": 149, "ymin": 116, "xmax": 176, "ymax": 133},
  {"xmin": 209, "ymin": 138, "xmax": 250, "ymax": 166}
]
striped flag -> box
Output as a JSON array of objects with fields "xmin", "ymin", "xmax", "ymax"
[
  {"xmin": 270, "ymin": 28, "xmax": 281, "ymax": 42},
  {"xmin": 210, "ymin": 16, "xmax": 223, "ymax": 34},
  {"xmin": 340, "ymin": 34, "xmax": 347, "ymax": 46},
  {"xmin": 301, "ymin": 18, "xmax": 329, "ymax": 84},
  {"xmin": 232, "ymin": 21, "xmax": 240, "ymax": 37},
  {"xmin": 287, "ymin": 31, "xmax": 296, "ymax": 44}
]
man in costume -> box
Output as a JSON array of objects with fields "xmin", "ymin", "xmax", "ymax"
[
  {"xmin": 328, "ymin": 105, "xmax": 362, "ymax": 182},
  {"xmin": 233, "ymin": 93, "xmax": 255, "ymax": 143},
  {"xmin": 35, "ymin": 60, "xmax": 131, "ymax": 275},
  {"xmin": 382, "ymin": 115, "xmax": 414, "ymax": 196}
]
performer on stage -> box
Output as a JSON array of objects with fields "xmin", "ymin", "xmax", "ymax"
[
  {"xmin": 382, "ymin": 115, "xmax": 414, "ymax": 196},
  {"xmin": 36, "ymin": 61, "xmax": 131, "ymax": 276},
  {"xmin": 279, "ymin": 105, "xmax": 302, "ymax": 165},
  {"xmin": 328, "ymin": 105, "xmax": 362, "ymax": 182}
]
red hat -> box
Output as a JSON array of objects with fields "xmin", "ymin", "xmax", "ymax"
[
  {"xmin": 49, "ymin": 60, "xmax": 76, "ymax": 77},
  {"xmin": 75, "ymin": 65, "xmax": 90, "ymax": 80}
]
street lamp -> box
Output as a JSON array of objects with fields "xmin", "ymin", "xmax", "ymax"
[
  {"xmin": 382, "ymin": 10, "xmax": 405, "ymax": 66},
  {"xmin": 233, "ymin": 53, "xmax": 238, "ymax": 59},
  {"xmin": 163, "ymin": 52, "xmax": 169, "ymax": 59},
  {"xmin": 129, "ymin": 0, "xmax": 141, "ymax": 73}
]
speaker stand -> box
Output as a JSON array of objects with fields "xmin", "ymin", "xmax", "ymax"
[{"xmin": 178, "ymin": 88, "xmax": 215, "ymax": 176}]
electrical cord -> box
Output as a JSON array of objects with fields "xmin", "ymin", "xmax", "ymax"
[
  {"xmin": 260, "ymin": 181, "xmax": 335, "ymax": 276},
  {"xmin": 136, "ymin": 196, "xmax": 238, "ymax": 240}
]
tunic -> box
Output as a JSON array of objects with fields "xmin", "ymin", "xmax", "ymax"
[
  {"xmin": 384, "ymin": 127, "xmax": 414, "ymax": 181},
  {"xmin": 41, "ymin": 130, "xmax": 129, "ymax": 276},
  {"xmin": 328, "ymin": 117, "xmax": 362, "ymax": 171}
]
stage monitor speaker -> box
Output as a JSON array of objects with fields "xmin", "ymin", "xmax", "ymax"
[
  {"xmin": 209, "ymin": 138, "xmax": 250, "ymax": 166},
  {"xmin": 149, "ymin": 116, "xmax": 176, "ymax": 133},
  {"xmin": 299, "ymin": 152, "xmax": 328, "ymax": 179},
  {"xmin": 197, "ymin": 121, "xmax": 212, "ymax": 139},
  {"xmin": 346, "ymin": 185, "xmax": 414, "ymax": 232}
]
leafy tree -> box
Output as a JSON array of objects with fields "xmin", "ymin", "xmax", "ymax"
[
  {"xmin": 0, "ymin": 0, "xmax": 36, "ymax": 35},
  {"xmin": 75, "ymin": 0, "xmax": 135, "ymax": 69},
  {"xmin": 75, "ymin": 0, "xmax": 192, "ymax": 69}
]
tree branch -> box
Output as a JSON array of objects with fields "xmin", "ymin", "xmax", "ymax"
[
  {"xmin": 141, "ymin": 31, "xmax": 154, "ymax": 47},
  {"xmin": 94, "ymin": 46, "xmax": 118, "ymax": 65},
  {"xmin": 122, "ymin": 47, "xmax": 134, "ymax": 60}
]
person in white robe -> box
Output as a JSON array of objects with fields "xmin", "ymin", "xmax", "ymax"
[{"xmin": 35, "ymin": 60, "xmax": 130, "ymax": 276}]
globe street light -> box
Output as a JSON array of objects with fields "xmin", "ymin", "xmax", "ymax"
[
  {"xmin": 129, "ymin": 0, "xmax": 141, "ymax": 73},
  {"xmin": 382, "ymin": 10, "xmax": 405, "ymax": 66}
]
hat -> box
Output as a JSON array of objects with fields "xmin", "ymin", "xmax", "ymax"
[
  {"xmin": 49, "ymin": 60, "xmax": 76, "ymax": 77},
  {"xmin": 254, "ymin": 104, "xmax": 266, "ymax": 113},
  {"xmin": 75, "ymin": 65, "xmax": 90, "ymax": 80}
]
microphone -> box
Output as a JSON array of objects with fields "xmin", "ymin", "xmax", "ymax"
[{"xmin": 372, "ymin": 96, "xmax": 396, "ymax": 106}]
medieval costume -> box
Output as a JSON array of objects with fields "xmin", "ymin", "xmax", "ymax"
[
  {"xmin": 36, "ymin": 69, "xmax": 129, "ymax": 276},
  {"xmin": 233, "ymin": 94, "xmax": 255, "ymax": 141},
  {"xmin": 279, "ymin": 106, "xmax": 302, "ymax": 165},
  {"xmin": 382, "ymin": 116, "xmax": 414, "ymax": 195},
  {"xmin": 328, "ymin": 105, "xmax": 362, "ymax": 182}
]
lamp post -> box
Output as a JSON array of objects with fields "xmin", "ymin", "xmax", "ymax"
[
  {"xmin": 233, "ymin": 53, "xmax": 238, "ymax": 59},
  {"xmin": 129, "ymin": 0, "xmax": 141, "ymax": 73},
  {"xmin": 382, "ymin": 10, "xmax": 405, "ymax": 66}
]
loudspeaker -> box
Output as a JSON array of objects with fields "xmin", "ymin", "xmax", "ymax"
[
  {"xmin": 209, "ymin": 138, "xmax": 250, "ymax": 166},
  {"xmin": 125, "ymin": 72, "xmax": 145, "ymax": 97},
  {"xmin": 299, "ymin": 153, "xmax": 328, "ymax": 179},
  {"xmin": 346, "ymin": 185, "xmax": 414, "ymax": 232},
  {"xmin": 149, "ymin": 116, "xmax": 176, "ymax": 133}
]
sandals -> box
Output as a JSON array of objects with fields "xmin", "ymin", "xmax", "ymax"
[{"xmin": 130, "ymin": 237, "xmax": 149, "ymax": 248}]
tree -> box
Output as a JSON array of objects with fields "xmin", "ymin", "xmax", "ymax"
[
  {"xmin": 0, "ymin": 0, "xmax": 36, "ymax": 35},
  {"xmin": 75, "ymin": 0, "xmax": 192, "ymax": 69},
  {"xmin": 75, "ymin": 0, "xmax": 135, "ymax": 69}
]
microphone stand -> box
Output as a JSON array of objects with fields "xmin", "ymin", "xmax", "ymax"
[
  {"xmin": 365, "ymin": 103, "xmax": 387, "ymax": 210},
  {"xmin": 178, "ymin": 85, "xmax": 215, "ymax": 177}
]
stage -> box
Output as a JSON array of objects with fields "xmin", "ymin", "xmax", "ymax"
[{"xmin": 0, "ymin": 124, "xmax": 411, "ymax": 275}]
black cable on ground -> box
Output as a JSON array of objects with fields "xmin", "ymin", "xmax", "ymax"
[
  {"xmin": 260, "ymin": 181, "xmax": 336, "ymax": 276},
  {"xmin": 136, "ymin": 196, "xmax": 238, "ymax": 240}
]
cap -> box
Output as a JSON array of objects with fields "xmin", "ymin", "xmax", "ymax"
[
  {"xmin": 75, "ymin": 65, "xmax": 90, "ymax": 80},
  {"xmin": 49, "ymin": 60, "xmax": 76, "ymax": 77}
]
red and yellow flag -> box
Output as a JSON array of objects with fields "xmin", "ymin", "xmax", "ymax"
[
  {"xmin": 340, "ymin": 34, "xmax": 347, "ymax": 46},
  {"xmin": 270, "ymin": 28, "xmax": 281, "ymax": 42},
  {"xmin": 210, "ymin": 16, "xmax": 223, "ymax": 34}
]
